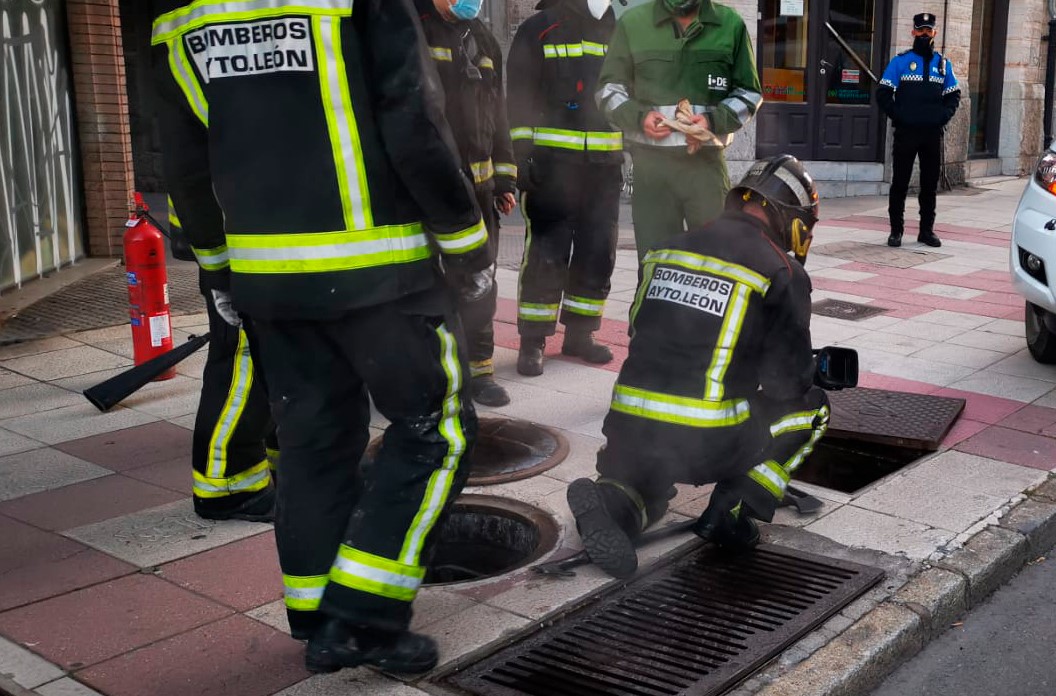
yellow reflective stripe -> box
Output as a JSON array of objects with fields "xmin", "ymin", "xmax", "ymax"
[
  {"xmin": 167, "ymin": 197, "xmax": 181, "ymax": 228},
  {"xmin": 562, "ymin": 294, "xmax": 604, "ymax": 317},
  {"xmin": 399, "ymin": 324, "xmax": 466, "ymax": 565},
  {"xmin": 470, "ymin": 159, "xmax": 494, "ymax": 184},
  {"xmin": 283, "ymin": 574, "xmax": 327, "ymax": 611},
  {"xmin": 433, "ymin": 218, "xmax": 487, "ymax": 254},
  {"xmin": 331, "ymin": 546, "xmax": 425, "ymax": 602},
  {"xmin": 611, "ymin": 384, "xmax": 750, "ymax": 427},
  {"xmin": 206, "ymin": 328, "xmax": 253, "ymax": 478},
  {"xmin": 582, "ymin": 41, "xmax": 607, "ymax": 56},
  {"xmin": 495, "ymin": 162, "xmax": 517, "ymax": 178},
  {"xmin": 191, "ymin": 244, "xmax": 230, "ymax": 271},
  {"xmin": 542, "ymin": 42, "xmax": 607, "ymax": 58},
  {"xmin": 152, "ymin": 0, "xmax": 354, "ymax": 44},
  {"xmin": 469, "ymin": 359, "xmax": 493, "ymax": 377},
  {"xmin": 704, "ymin": 284, "xmax": 751, "ymax": 400},
  {"xmin": 429, "ymin": 46, "xmax": 453, "ymax": 61},
  {"xmin": 749, "ymin": 460, "xmax": 787, "ymax": 500},
  {"xmin": 629, "ymin": 260, "xmax": 656, "ymax": 327},
  {"xmin": 510, "ymin": 127, "xmax": 534, "ymax": 141},
  {"xmin": 315, "ymin": 15, "xmax": 371, "ymax": 229},
  {"xmin": 770, "ymin": 411, "xmax": 818, "ymax": 437},
  {"xmin": 784, "ymin": 406, "xmax": 830, "ymax": 474},
  {"xmin": 225, "ymin": 224, "xmax": 432, "ymax": 273},
  {"xmin": 479, "ymin": 56, "xmax": 494, "ymax": 70},
  {"xmin": 642, "ymin": 249, "xmax": 771, "ymax": 295},
  {"xmin": 193, "ymin": 459, "xmax": 271, "ymax": 498},
  {"xmin": 518, "ymin": 302, "xmax": 559, "ymax": 321},
  {"xmin": 533, "ymin": 129, "xmax": 622, "ymax": 152},
  {"xmin": 168, "ymin": 38, "xmax": 208, "ymax": 125},
  {"xmin": 266, "ymin": 447, "xmax": 280, "ymax": 470},
  {"xmin": 585, "ymin": 131, "xmax": 623, "ymax": 151}
]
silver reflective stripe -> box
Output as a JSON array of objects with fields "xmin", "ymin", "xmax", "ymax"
[
  {"xmin": 943, "ymin": 85, "xmax": 960, "ymax": 95},
  {"xmin": 207, "ymin": 330, "xmax": 253, "ymax": 477},
  {"xmin": 193, "ymin": 247, "xmax": 229, "ymax": 269},
  {"xmin": 612, "ymin": 389, "xmax": 750, "ymax": 423},
  {"xmin": 435, "ymin": 226, "xmax": 487, "ymax": 253},
  {"xmin": 333, "ymin": 554, "xmax": 422, "ymax": 591},
  {"xmin": 773, "ymin": 166, "xmax": 811, "ymax": 207},
  {"xmin": 284, "ymin": 585, "xmax": 325, "ymax": 601},
  {"xmin": 230, "ymin": 233, "xmax": 429, "ymax": 261},
  {"xmin": 519, "ymin": 306, "xmax": 558, "ymax": 317},
  {"xmin": 751, "ymin": 462, "xmax": 788, "ymax": 491},
  {"xmin": 770, "ymin": 413, "xmax": 816, "ymax": 437},
  {"xmin": 168, "ymin": 39, "xmax": 208, "ymax": 124},
  {"xmin": 534, "ymin": 131, "xmax": 585, "ymax": 147},
  {"xmin": 730, "ymin": 87, "xmax": 763, "ymax": 111},
  {"xmin": 195, "ymin": 468, "xmax": 270, "ymax": 493},
  {"xmin": 152, "ymin": 0, "xmax": 352, "ymax": 41},
  {"xmin": 597, "ymin": 82, "xmax": 630, "ymax": 112},
  {"xmin": 721, "ymin": 96, "xmax": 753, "ymax": 125}
]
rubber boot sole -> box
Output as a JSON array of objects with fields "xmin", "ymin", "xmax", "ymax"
[
  {"xmin": 566, "ymin": 479, "xmax": 638, "ymax": 579},
  {"xmin": 305, "ymin": 644, "xmax": 438, "ymax": 676}
]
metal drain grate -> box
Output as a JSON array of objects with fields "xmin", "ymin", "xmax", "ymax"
[
  {"xmin": 811, "ymin": 298, "xmax": 888, "ymax": 321},
  {"xmin": 441, "ymin": 544, "xmax": 884, "ymax": 696}
]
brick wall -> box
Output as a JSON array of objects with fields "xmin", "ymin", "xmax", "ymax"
[{"xmin": 67, "ymin": 0, "xmax": 134, "ymax": 258}]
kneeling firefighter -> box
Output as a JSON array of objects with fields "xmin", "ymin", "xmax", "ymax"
[{"xmin": 568, "ymin": 155, "xmax": 831, "ymax": 578}]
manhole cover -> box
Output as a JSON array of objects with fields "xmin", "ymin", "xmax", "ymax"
[
  {"xmin": 366, "ymin": 417, "xmax": 568, "ymax": 486},
  {"xmin": 440, "ymin": 543, "xmax": 884, "ymax": 695},
  {"xmin": 813, "ymin": 240, "xmax": 951, "ymax": 268},
  {"xmin": 795, "ymin": 437, "xmax": 925, "ymax": 494},
  {"xmin": 811, "ymin": 298, "xmax": 887, "ymax": 321},
  {"xmin": 425, "ymin": 495, "xmax": 559, "ymax": 586},
  {"xmin": 827, "ymin": 387, "xmax": 966, "ymax": 450}
]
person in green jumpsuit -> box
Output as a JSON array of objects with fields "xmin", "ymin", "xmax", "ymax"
[{"xmin": 597, "ymin": 0, "xmax": 763, "ymax": 259}]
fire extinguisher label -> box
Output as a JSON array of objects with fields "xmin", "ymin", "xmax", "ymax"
[
  {"xmin": 127, "ymin": 272, "xmax": 138, "ymax": 286},
  {"xmin": 163, "ymin": 283, "xmax": 170, "ymax": 305},
  {"xmin": 149, "ymin": 314, "xmax": 171, "ymax": 348}
]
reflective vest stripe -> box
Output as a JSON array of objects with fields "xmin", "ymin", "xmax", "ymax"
[
  {"xmin": 167, "ymin": 38, "xmax": 208, "ymax": 125},
  {"xmin": 470, "ymin": 159, "xmax": 494, "ymax": 184},
  {"xmin": 749, "ymin": 460, "xmax": 788, "ymax": 499},
  {"xmin": 433, "ymin": 219, "xmax": 487, "ymax": 254},
  {"xmin": 611, "ymin": 384, "xmax": 750, "ymax": 427},
  {"xmin": 562, "ymin": 295, "xmax": 604, "ymax": 317},
  {"xmin": 315, "ymin": 15, "xmax": 372, "ymax": 230},
  {"xmin": 510, "ymin": 127, "xmax": 534, "ymax": 141},
  {"xmin": 225, "ymin": 224, "xmax": 432, "ymax": 273},
  {"xmin": 429, "ymin": 46, "xmax": 453, "ymax": 61},
  {"xmin": 770, "ymin": 411, "xmax": 818, "ymax": 437},
  {"xmin": 152, "ymin": 0, "xmax": 354, "ymax": 44},
  {"xmin": 532, "ymin": 128, "xmax": 623, "ymax": 152},
  {"xmin": 494, "ymin": 162, "xmax": 518, "ymax": 177},
  {"xmin": 330, "ymin": 546, "xmax": 426, "ymax": 602},
  {"xmin": 398, "ymin": 324, "xmax": 466, "ymax": 565},
  {"xmin": 283, "ymin": 574, "xmax": 327, "ymax": 611},
  {"xmin": 703, "ymin": 284, "xmax": 751, "ymax": 400},
  {"xmin": 192, "ymin": 459, "xmax": 271, "ymax": 498},
  {"xmin": 192, "ymin": 245, "xmax": 230, "ymax": 271},
  {"xmin": 167, "ymin": 197, "xmax": 182, "ymax": 228},
  {"xmin": 518, "ymin": 303, "xmax": 559, "ymax": 321},
  {"xmin": 784, "ymin": 406, "xmax": 829, "ymax": 474},
  {"xmin": 641, "ymin": 249, "xmax": 770, "ymax": 295},
  {"xmin": 542, "ymin": 41, "xmax": 607, "ymax": 58},
  {"xmin": 206, "ymin": 328, "xmax": 254, "ymax": 479},
  {"xmin": 479, "ymin": 56, "xmax": 494, "ymax": 70}
]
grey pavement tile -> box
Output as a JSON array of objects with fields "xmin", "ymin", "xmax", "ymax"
[
  {"xmin": 170, "ymin": 312, "xmax": 209, "ymax": 328},
  {"xmin": 463, "ymin": 474, "xmax": 566, "ymax": 508},
  {"xmin": 840, "ymin": 331, "xmax": 937, "ymax": 355},
  {"xmin": 0, "ymin": 383, "xmax": 82, "ymax": 419},
  {"xmin": 912, "ymin": 310, "xmax": 995, "ymax": 330},
  {"xmin": 670, "ymin": 483, "xmax": 714, "ymax": 518},
  {"xmin": 910, "ymin": 343, "xmax": 1007, "ymax": 369},
  {"xmin": 63, "ymin": 499, "xmax": 272, "ymax": 568},
  {"xmin": 49, "ymin": 367, "xmax": 140, "ymax": 395},
  {"xmin": 88, "ymin": 338, "xmax": 135, "ymax": 360},
  {"xmin": 566, "ymin": 417, "xmax": 605, "ymax": 439},
  {"xmin": 947, "ymin": 371, "xmax": 1055, "ymax": 403},
  {"xmin": 36, "ymin": 678, "xmax": 107, "ymax": 696},
  {"xmin": 0, "ymin": 404, "xmax": 159, "ymax": 445},
  {"xmin": 537, "ymin": 429, "xmax": 604, "ymax": 483},
  {"xmin": 0, "ymin": 336, "xmax": 82, "ymax": 361},
  {"xmin": 274, "ymin": 671, "xmax": 432, "ymax": 696},
  {"xmin": 168, "ymin": 413, "xmax": 198, "ymax": 431},
  {"xmin": 425, "ymin": 602, "xmax": 531, "ymax": 668},
  {"xmin": 807, "ymin": 320, "xmax": 867, "ymax": 345},
  {"xmin": 0, "ymin": 448, "xmax": 111, "ymax": 502},
  {"xmin": 0, "ymin": 368, "xmax": 32, "ymax": 391},
  {"xmin": 119, "ymin": 375, "xmax": 203, "ymax": 419},
  {"xmin": 947, "ymin": 330, "xmax": 1030, "ymax": 353},
  {"xmin": 246, "ymin": 599, "xmax": 289, "ymax": 635},
  {"xmin": 979, "ymin": 318, "xmax": 1026, "ymax": 337},
  {"xmin": 853, "ymin": 472, "xmax": 1018, "ymax": 533},
  {"xmin": 486, "ymin": 562, "xmax": 612, "ymax": 620},
  {"xmin": 175, "ymin": 350, "xmax": 208, "ymax": 378},
  {"xmin": 863, "ymin": 353, "xmax": 978, "ymax": 387},
  {"xmin": 988, "ymin": 350, "xmax": 1056, "ymax": 383},
  {"xmin": 879, "ymin": 319, "xmax": 969, "ymax": 342},
  {"xmin": 0, "ymin": 635, "xmax": 64, "ymax": 689},
  {"xmin": 497, "ymin": 354, "xmax": 617, "ymax": 396},
  {"xmin": 811, "ymin": 289, "xmax": 878, "ymax": 305},
  {"xmin": 496, "ymin": 389, "xmax": 610, "ymax": 432},
  {"xmin": 805, "ymin": 505, "xmax": 952, "ymax": 560},
  {"xmin": 809, "ymin": 267, "xmax": 878, "ymax": 282},
  {"xmin": 924, "ymin": 450, "xmax": 1047, "ymax": 495},
  {"xmin": 66, "ymin": 325, "xmax": 134, "ymax": 345},
  {"xmin": 910, "ymin": 283, "xmax": 986, "ymax": 301},
  {"xmin": 1, "ymin": 346, "xmax": 131, "ymax": 382},
  {"xmin": 0, "ymin": 427, "xmax": 44, "ymax": 458},
  {"xmin": 409, "ymin": 587, "xmax": 478, "ymax": 632}
]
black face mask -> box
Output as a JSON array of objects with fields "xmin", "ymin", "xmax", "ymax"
[{"xmin": 913, "ymin": 35, "xmax": 934, "ymax": 56}]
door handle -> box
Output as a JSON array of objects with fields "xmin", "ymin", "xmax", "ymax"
[{"xmin": 820, "ymin": 59, "xmax": 833, "ymax": 75}]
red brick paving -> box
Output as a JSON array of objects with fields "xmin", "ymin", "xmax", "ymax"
[
  {"xmin": 120, "ymin": 455, "xmax": 191, "ymax": 494},
  {"xmin": 55, "ymin": 421, "xmax": 193, "ymax": 472},
  {"xmin": 954, "ymin": 425, "xmax": 1056, "ymax": 471},
  {"xmin": 942, "ymin": 418, "xmax": 990, "ymax": 447},
  {"xmin": 0, "ymin": 475, "xmax": 183, "ymax": 531},
  {"xmin": 931, "ymin": 388, "xmax": 1026, "ymax": 425},
  {"xmin": 996, "ymin": 404, "xmax": 1056, "ymax": 434},
  {"xmin": 159, "ymin": 532, "xmax": 282, "ymax": 612},
  {"xmin": 76, "ymin": 615, "xmax": 308, "ymax": 696}
]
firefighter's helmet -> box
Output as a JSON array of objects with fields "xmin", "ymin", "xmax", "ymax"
[{"xmin": 726, "ymin": 155, "xmax": 819, "ymax": 264}]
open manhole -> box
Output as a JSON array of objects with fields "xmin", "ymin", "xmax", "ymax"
[
  {"xmin": 811, "ymin": 298, "xmax": 888, "ymax": 321},
  {"xmin": 794, "ymin": 387, "xmax": 966, "ymax": 494},
  {"xmin": 367, "ymin": 417, "xmax": 569, "ymax": 486},
  {"xmin": 440, "ymin": 543, "xmax": 884, "ymax": 696},
  {"xmin": 425, "ymin": 495, "xmax": 559, "ymax": 586}
]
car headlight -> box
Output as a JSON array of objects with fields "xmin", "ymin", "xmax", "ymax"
[{"xmin": 1035, "ymin": 152, "xmax": 1056, "ymax": 195}]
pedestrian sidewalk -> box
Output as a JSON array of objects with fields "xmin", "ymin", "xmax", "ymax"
[{"xmin": 2, "ymin": 178, "xmax": 1055, "ymax": 696}]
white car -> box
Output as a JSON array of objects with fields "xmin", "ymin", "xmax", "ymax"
[{"xmin": 1012, "ymin": 148, "xmax": 1056, "ymax": 363}]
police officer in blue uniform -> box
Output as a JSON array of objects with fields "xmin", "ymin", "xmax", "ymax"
[{"xmin": 877, "ymin": 12, "xmax": 961, "ymax": 248}]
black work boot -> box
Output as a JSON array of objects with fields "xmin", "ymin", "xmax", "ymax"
[
  {"xmin": 567, "ymin": 478, "xmax": 643, "ymax": 579},
  {"xmin": 887, "ymin": 226, "xmax": 903, "ymax": 247},
  {"xmin": 561, "ymin": 330, "xmax": 613, "ymax": 364},
  {"xmin": 693, "ymin": 502, "xmax": 760, "ymax": 553},
  {"xmin": 517, "ymin": 337, "xmax": 545, "ymax": 377},
  {"xmin": 470, "ymin": 374, "xmax": 510, "ymax": 407},
  {"xmin": 194, "ymin": 485, "xmax": 275, "ymax": 523},
  {"xmin": 305, "ymin": 618, "xmax": 439, "ymax": 675},
  {"xmin": 917, "ymin": 229, "xmax": 942, "ymax": 247}
]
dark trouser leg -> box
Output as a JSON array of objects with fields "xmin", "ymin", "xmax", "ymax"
[
  {"xmin": 250, "ymin": 317, "xmax": 368, "ymax": 640},
  {"xmin": 517, "ymin": 175, "xmax": 575, "ymax": 339},
  {"xmin": 888, "ymin": 129, "xmax": 919, "ymax": 237},
  {"xmin": 630, "ymin": 149, "xmax": 689, "ymax": 261},
  {"xmin": 192, "ymin": 292, "xmax": 273, "ymax": 513},
  {"xmin": 458, "ymin": 191, "xmax": 499, "ymax": 377},
  {"xmin": 680, "ymin": 149, "xmax": 731, "ymax": 229},
  {"xmin": 917, "ymin": 131, "xmax": 942, "ymax": 234},
  {"xmin": 561, "ymin": 163, "xmax": 620, "ymax": 331}
]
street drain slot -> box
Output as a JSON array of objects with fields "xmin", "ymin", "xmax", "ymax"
[
  {"xmin": 811, "ymin": 298, "xmax": 887, "ymax": 321},
  {"xmin": 425, "ymin": 495, "xmax": 559, "ymax": 586},
  {"xmin": 439, "ymin": 544, "xmax": 884, "ymax": 696},
  {"xmin": 794, "ymin": 437, "xmax": 924, "ymax": 493}
]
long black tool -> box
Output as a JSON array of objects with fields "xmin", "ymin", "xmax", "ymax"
[
  {"xmin": 824, "ymin": 22, "xmax": 879, "ymax": 84},
  {"xmin": 533, "ymin": 519, "xmax": 697, "ymax": 577},
  {"xmin": 84, "ymin": 333, "xmax": 210, "ymax": 412},
  {"xmin": 781, "ymin": 484, "xmax": 824, "ymax": 514}
]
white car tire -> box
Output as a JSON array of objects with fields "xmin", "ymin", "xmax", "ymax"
[{"xmin": 1025, "ymin": 301, "xmax": 1056, "ymax": 364}]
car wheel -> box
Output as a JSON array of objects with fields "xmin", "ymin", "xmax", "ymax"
[{"xmin": 1025, "ymin": 302, "xmax": 1056, "ymax": 363}]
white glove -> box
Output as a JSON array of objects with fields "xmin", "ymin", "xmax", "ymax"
[{"xmin": 211, "ymin": 289, "xmax": 241, "ymax": 327}]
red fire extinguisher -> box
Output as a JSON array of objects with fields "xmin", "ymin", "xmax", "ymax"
[{"xmin": 125, "ymin": 193, "xmax": 175, "ymax": 381}]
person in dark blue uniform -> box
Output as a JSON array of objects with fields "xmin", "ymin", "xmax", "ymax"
[{"xmin": 877, "ymin": 12, "xmax": 960, "ymax": 248}]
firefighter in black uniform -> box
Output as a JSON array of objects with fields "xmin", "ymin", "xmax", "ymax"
[
  {"xmin": 167, "ymin": 202, "xmax": 277, "ymax": 522},
  {"xmin": 567, "ymin": 155, "xmax": 831, "ymax": 579},
  {"xmin": 877, "ymin": 12, "xmax": 961, "ymax": 248},
  {"xmin": 151, "ymin": 0, "xmax": 488, "ymax": 675},
  {"xmin": 417, "ymin": 0, "xmax": 518, "ymax": 407},
  {"xmin": 507, "ymin": 0, "xmax": 623, "ymax": 376}
]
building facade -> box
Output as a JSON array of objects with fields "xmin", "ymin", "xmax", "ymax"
[{"xmin": 0, "ymin": 0, "xmax": 1047, "ymax": 291}]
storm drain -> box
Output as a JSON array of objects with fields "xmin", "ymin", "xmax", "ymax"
[
  {"xmin": 811, "ymin": 298, "xmax": 887, "ymax": 321},
  {"xmin": 441, "ymin": 544, "xmax": 884, "ymax": 696},
  {"xmin": 812, "ymin": 240, "xmax": 951, "ymax": 268}
]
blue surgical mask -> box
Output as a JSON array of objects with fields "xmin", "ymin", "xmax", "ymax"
[{"xmin": 449, "ymin": 0, "xmax": 482, "ymax": 20}]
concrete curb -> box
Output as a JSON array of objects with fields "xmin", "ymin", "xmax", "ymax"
[{"xmin": 753, "ymin": 474, "xmax": 1056, "ymax": 696}]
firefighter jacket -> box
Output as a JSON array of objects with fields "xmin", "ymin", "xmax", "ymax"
[
  {"xmin": 506, "ymin": 0, "xmax": 624, "ymax": 169},
  {"xmin": 149, "ymin": 0, "xmax": 487, "ymax": 319},
  {"xmin": 616, "ymin": 211, "xmax": 814, "ymax": 428},
  {"xmin": 417, "ymin": 4, "xmax": 517, "ymax": 196},
  {"xmin": 597, "ymin": 0, "xmax": 763, "ymax": 152},
  {"xmin": 877, "ymin": 49, "xmax": 961, "ymax": 130}
]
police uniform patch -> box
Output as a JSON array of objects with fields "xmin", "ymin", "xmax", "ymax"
[
  {"xmin": 646, "ymin": 267, "xmax": 733, "ymax": 317},
  {"xmin": 909, "ymin": 61, "xmax": 917, "ymax": 71}
]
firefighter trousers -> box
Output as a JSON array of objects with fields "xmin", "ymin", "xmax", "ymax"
[
  {"xmin": 191, "ymin": 292, "xmax": 275, "ymax": 513},
  {"xmin": 248, "ymin": 292, "xmax": 476, "ymax": 636},
  {"xmin": 595, "ymin": 386, "xmax": 830, "ymax": 526},
  {"xmin": 517, "ymin": 162, "xmax": 620, "ymax": 338},
  {"xmin": 629, "ymin": 147, "xmax": 731, "ymax": 261},
  {"xmin": 458, "ymin": 190, "xmax": 500, "ymax": 378},
  {"xmin": 889, "ymin": 127, "xmax": 942, "ymax": 234}
]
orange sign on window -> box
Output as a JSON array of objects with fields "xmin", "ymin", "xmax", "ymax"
[{"xmin": 762, "ymin": 67, "xmax": 806, "ymax": 103}]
